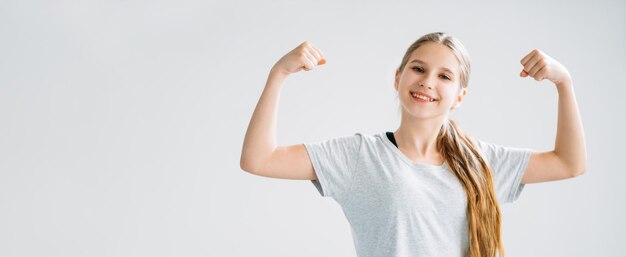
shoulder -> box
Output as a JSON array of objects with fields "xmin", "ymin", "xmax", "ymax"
[
  {"xmin": 470, "ymin": 136, "xmax": 508, "ymax": 165},
  {"xmin": 470, "ymin": 136, "xmax": 533, "ymax": 170}
]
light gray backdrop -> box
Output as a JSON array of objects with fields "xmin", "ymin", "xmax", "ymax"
[{"xmin": 1, "ymin": 0, "xmax": 624, "ymax": 256}]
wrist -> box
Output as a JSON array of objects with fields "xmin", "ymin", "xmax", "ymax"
[
  {"xmin": 555, "ymin": 79, "xmax": 573, "ymax": 93},
  {"xmin": 266, "ymin": 68, "xmax": 288, "ymax": 88},
  {"xmin": 554, "ymin": 70, "xmax": 573, "ymax": 90},
  {"xmin": 269, "ymin": 66, "xmax": 290, "ymax": 78}
]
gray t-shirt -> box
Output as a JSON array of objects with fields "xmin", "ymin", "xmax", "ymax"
[{"xmin": 304, "ymin": 132, "xmax": 532, "ymax": 257}]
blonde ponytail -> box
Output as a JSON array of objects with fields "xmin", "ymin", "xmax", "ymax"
[{"xmin": 438, "ymin": 119, "xmax": 504, "ymax": 257}]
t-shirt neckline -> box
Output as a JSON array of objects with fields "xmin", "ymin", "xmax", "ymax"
[{"xmin": 380, "ymin": 131, "xmax": 448, "ymax": 170}]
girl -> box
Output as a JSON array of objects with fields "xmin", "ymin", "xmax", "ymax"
[{"xmin": 240, "ymin": 32, "xmax": 586, "ymax": 257}]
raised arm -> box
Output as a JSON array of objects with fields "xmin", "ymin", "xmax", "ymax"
[
  {"xmin": 239, "ymin": 41, "xmax": 326, "ymax": 179},
  {"xmin": 518, "ymin": 49, "xmax": 587, "ymax": 184}
]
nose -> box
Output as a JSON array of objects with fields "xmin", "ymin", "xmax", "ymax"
[{"xmin": 419, "ymin": 75, "xmax": 434, "ymax": 89}]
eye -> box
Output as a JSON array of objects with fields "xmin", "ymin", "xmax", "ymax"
[{"xmin": 412, "ymin": 66, "xmax": 451, "ymax": 80}]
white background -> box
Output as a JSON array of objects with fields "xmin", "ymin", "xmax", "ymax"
[{"xmin": 1, "ymin": 0, "xmax": 624, "ymax": 256}]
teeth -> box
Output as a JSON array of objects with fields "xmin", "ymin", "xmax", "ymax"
[{"xmin": 411, "ymin": 92, "xmax": 435, "ymax": 102}]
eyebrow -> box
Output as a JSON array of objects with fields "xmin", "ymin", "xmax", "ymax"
[{"xmin": 409, "ymin": 59, "xmax": 456, "ymax": 76}]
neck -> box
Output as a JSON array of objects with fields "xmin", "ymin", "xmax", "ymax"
[{"xmin": 394, "ymin": 115, "xmax": 447, "ymax": 158}]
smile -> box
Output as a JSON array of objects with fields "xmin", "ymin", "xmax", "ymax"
[{"xmin": 410, "ymin": 92, "xmax": 437, "ymax": 102}]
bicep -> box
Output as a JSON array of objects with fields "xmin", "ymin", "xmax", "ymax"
[
  {"xmin": 521, "ymin": 150, "xmax": 576, "ymax": 184},
  {"xmin": 254, "ymin": 144, "xmax": 318, "ymax": 180}
]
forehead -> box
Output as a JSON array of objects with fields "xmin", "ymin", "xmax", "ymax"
[{"xmin": 408, "ymin": 42, "xmax": 459, "ymax": 74}]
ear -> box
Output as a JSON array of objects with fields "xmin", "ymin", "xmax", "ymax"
[
  {"xmin": 451, "ymin": 87, "xmax": 467, "ymax": 110},
  {"xmin": 394, "ymin": 68, "xmax": 401, "ymax": 91}
]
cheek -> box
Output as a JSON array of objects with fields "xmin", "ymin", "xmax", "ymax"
[
  {"xmin": 398, "ymin": 75, "xmax": 409, "ymax": 84},
  {"xmin": 440, "ymin": 90, "xmax": 460, "ymax": 104}
]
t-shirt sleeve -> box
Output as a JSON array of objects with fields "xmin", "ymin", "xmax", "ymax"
[
  {"xmin": 474, "ymin": 139, "xmax": 533, "ymax": 204},
  {"xmin": 303, "ymin": 133, "xmax": 363, "ymax": 199}
]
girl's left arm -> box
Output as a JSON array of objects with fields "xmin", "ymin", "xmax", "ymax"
[{"xmin": 518, "ymin": 49, "xmax": 587, "ymax": 184}]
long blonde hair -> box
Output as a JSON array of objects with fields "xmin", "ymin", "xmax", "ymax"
[{"xmin": 398, "ymin": 32, "xmax": 505, "ymax": 257}]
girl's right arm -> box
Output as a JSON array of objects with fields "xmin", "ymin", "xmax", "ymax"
[{"xmin": 239, "ymin": 41, "xmax": 326, "ymax": 180}]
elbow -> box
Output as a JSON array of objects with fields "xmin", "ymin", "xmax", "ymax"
[
  {"xmin": 239, "ymin": 145, "xmax": 259, "ymax": 174},
  {"xmin": 562, "ymin": 152, "xmax": 587, "ymax": 178},
  {"xmin": 240, "ymin": 147, "xmax": 275, "ymax": 175},
  {"xmin": 575, "ymin": 154, "xmax": 588, "ymax": 177},
  {"xmin": 240, "ymin": 156, "xmax": 257, "ymax": 174},
  {"xmin": 570, "ymin": 163, "xmax": 587, "ymax": 177}
]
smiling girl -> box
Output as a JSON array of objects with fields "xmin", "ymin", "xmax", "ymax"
[{"xmin": 240, "ymin": 32, "xmax": 587, "ymax": 257}]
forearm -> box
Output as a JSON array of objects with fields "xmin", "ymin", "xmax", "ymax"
[
  {"xmin": 553, "ymin": 81, "xmax": 587, "ymax": 175},
  {"xmin": 240, "ymin": 69, "xmax": 288, "ymax": 172}
]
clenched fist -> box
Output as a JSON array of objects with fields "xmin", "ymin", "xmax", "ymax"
[
  {"xmin": 520, "ymin": 49, "xmax": 571, "ymax": 85},
  {"xmin": 271, "ymin": 41, "xmax": 326, "ymax": 76}
]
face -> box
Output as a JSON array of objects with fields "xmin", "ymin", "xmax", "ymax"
[{"xmin": 395, "ymin": 42, "xmax": 467, "ymax": 120}]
